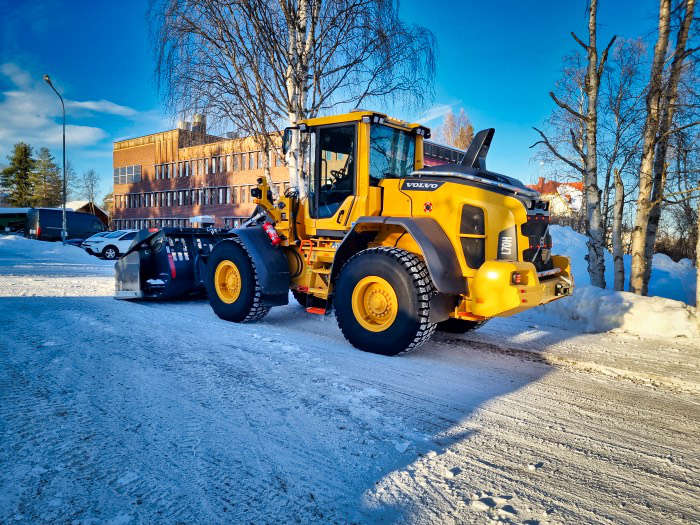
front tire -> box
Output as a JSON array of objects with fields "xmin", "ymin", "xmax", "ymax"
[
  {"xmin": 205, "ymin": 240, "xmax": 270, "ymax": 322},
  {"xmin": 334, "ymin": 247, "xmax": 436, "ymax": 355},
  {"xmin": 102, "ymin": 245, "xmax": 118, "ymax": 260}
]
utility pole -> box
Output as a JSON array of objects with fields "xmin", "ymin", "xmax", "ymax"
[{"xmin": 43, "ymin": 74, "xmax": 67, "ymax": 244}]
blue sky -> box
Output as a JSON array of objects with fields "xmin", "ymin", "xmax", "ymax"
[{"xmin": 0, "ymin": 0, "xmax": 660, "ymax": 199}]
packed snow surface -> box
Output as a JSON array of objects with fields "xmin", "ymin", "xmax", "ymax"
[
  {"xmin": 1, "ymin": 234, "xmax": 699, "ymax": 523},
  {"xmin": 542, "ymin": 226, "xmax": 698, "ymax": 338}
]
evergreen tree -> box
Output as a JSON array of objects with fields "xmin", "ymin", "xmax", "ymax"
[
  {"xmin": 1, "ymin": 143, "xmax": 35, "ymax": 207},
  {"xmin": 32, "ymin": 147, "xmax": 62, "ymax": 207}
]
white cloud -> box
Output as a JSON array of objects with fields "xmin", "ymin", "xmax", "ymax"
[
  {"xmin": 66, "ymin": 99, "xmax": 137, "ymax": 117},
  {"xmin": 416, "ymin": 103, "xmax": 455, "ymax": 124},
  {"xmin": 0, "ymin": 63, "xmax": 135, "ymax": 156}
]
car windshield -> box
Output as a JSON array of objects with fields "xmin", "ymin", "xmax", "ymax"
[
  {"xmin": 369, "ymin": 124, "xmax": 416, "ymax": 184},
  {"xmin": 106, "ymin": 230, "xmax": 125, "ymax": 238}
]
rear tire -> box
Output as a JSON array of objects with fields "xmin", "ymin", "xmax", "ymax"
[
  {"xmin": 334, "ymin": 247, "xmax": 436, "ymax": 355},
  {"xmin": 205, "ymin": 240, "xmax": 270, "ymax": 322},
  {"xmin": 437, "ymin": 318, "xmax": 488, "ymax": 334},
  {"xmin": 102, "ymin": 245, "xmax": 118, "ymax": 260}
]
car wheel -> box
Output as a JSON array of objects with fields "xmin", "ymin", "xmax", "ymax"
[{"xmin": 102, "ymin": 245, "xmax": 119, "ymax": 260}]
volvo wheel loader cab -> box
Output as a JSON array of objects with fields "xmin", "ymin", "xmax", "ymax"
[{"xmin": 199, "ymin": 110, "xmax": 573, "ymax": 355}]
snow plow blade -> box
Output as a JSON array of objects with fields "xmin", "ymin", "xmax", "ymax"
[{"xmin": 114, "ymin": 228, "xmax": 228, "ymax": 300}]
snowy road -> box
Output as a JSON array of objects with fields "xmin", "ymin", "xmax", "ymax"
[{"xmin": 1, "ymin": 237, "xmax": 698, "ymax": 524}]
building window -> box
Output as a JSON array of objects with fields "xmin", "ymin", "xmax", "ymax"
[
  {"xmin": 226, "ymin": 155, "xmax": 231, "ymax": 172},
  {"xmin": 249, "ymin": 152, "xmax": 255, "ymax": 170},
  {"xmin": 225, "ymin": 187, "xmax": 230, "ymax": 204},
  {"xmin": 233, "ymin": 154, "xmax": 239, "ymax": 171}
]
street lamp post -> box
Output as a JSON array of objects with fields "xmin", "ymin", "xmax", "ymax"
[{"xmin": 43, "ymin": 74, "xmax": 67, "ymax": 244}]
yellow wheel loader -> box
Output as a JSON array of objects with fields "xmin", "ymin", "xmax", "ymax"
[{"xmin": 116, "ymin": 110, "xmax": 573, "ymax": 355}]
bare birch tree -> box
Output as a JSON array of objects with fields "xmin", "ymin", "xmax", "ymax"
[
  {"xmin": 638, "ymin": 0, "xmax": 697, "ymax": 294},
  {"xmin": 628, "ymin": 0, "xmax": 696, "ymax": 294},
  {"xmin": 612, "ymin": 169, "xmax": 625, "ymax": 290},
  {"xmin": 151, "ymin": 0, "xmax": 436, "ymax": 196},
  {"xmin": 696, "ymin": 197, "xmax": 700, "ymax": 321},
  {"xmin": 599, "ymin": 39, "xmax": 646, "ymax": 237},
  {"xmin": 532, "ymin": 0, "xmax": 615, "ymax": 288},
  {"xmin": 78, "ymin": 169, "xmax": 100, "ymax": 212},
  {"xmin": 439, "ymin": 109, "xmax": 474, "ymax": 150}
]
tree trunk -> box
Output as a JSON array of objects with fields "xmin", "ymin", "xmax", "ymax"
[
  {"xmin": 582, "ymin": 0, "xmax": 606, "ymax": 288},
  {"xmin": 640, "ymin": 0, "xmax": 695, "ymax": 295},
  {"xmin": 696, "ymin": 198, "xmax": 700, "ymax": 325},
  {"xmin": 262, "ymin": 144, "xmax": 278, "ymax": 200},
  {"xmin": 613, "ymin": 169, "xmax": 625, "ymax": 291},
  {"xmin": 629, "ymin": 0, "xmax": 671, "ymax": 294}
]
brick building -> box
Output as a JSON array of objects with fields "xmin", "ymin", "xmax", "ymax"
[{"xmin": 112, "ymin": 118, "xmax": 461, "ymax": 230}]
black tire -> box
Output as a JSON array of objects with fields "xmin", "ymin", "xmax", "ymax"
[
  {"xmin": 292, "ymin": 289, "xmax": 326, "ymax": 309},
  {"xmin": 102, "ymin": 245, "xmax": 119, "ymax": 260},
  {"xmin": 334, "ymin": 247, "xmax": 436, "ymax": 355},
  {"xmin": 205, "ymin": 240, "xmax": 270, "ymax": 323},
  {"xmin": 437, "ymin": 318, "xmax": 488, "ymax": 334}
]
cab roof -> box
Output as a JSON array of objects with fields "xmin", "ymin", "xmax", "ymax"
[{"xmin": 296, "ymin": 110, "xmax": 431, "ymax": 138}]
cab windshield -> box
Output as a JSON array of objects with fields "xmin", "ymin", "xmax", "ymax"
[{"xmin": 369, "ymin": 124, "xmax": 416, "ymax": 184}]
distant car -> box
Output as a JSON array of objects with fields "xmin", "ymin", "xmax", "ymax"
[
  {"xmin": 83, "ymin": 230, "xmax": 138, "ymax": 260},
  {"xmin": 80, "ymin": 231, "xmax": 112, "ymax": 254},
  {"xmin": 25, "ymin": 208, "xmax": 105, "ymax": 241}
]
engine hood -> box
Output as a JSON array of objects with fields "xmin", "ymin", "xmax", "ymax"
[{"xmin": 411, "ymin": 163, "xmax": 540, "ymax": 200}]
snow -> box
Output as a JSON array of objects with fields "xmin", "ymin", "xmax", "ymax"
[
  {"xmin": 1, "ymin": 234, "xmax": 699, "ymax": 523},
  {"xmin": 541, "ymin": 225, "xmax": 698, "ymax": 339}
]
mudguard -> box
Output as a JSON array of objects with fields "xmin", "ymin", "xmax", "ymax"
[
  {"xmin": 220, "ymin": 226, "xmax": 290, "ymax": 305},
  {"xmin": 330, "ymin": 216, "xmax": 466, "ymax": 296}
]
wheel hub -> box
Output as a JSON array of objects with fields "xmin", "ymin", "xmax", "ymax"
[
  {"xmin": 351, "ymin": 276, "xmax": 398, "ymax": 332},
  {"xmin": 214, "ymin": 260, "xmax": 242, "ymax": 304}
]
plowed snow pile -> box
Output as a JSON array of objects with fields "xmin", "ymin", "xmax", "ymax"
[
  {"xmin": 0, "ymin": 235, "xmax": 114, "ymax": 296},
  {"xmin": 538, "ymin": 226, "xmax": 698, "ymax": 338}
]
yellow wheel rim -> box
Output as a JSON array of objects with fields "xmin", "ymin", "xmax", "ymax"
[
  {"xmin": 214, "ymin": 260, "xmax": 242, "ymax": 304},
  {"xmin": 351, "ymin": 275, "xmax": 398, "ymax": 332}
]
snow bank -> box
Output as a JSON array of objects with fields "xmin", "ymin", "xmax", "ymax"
[
  {"xmin": 550, "ymin": 225, "xmax": 696, "ymax": 304},
  {"xmin": 540, "ymin": 226, "xmax": 698, "ymax": 339},
  {"xmin": 0, "ymin": 234, "xmax": 110, "ymax": 265}
]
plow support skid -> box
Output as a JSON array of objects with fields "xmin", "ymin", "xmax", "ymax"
[{"xmin": 114, "ymin": 228, "xmax": 228, "ymax": 300}]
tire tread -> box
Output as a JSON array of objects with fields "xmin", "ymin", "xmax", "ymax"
[{"xmin": 335, "ymin": 247, "xmax": 436, "ymax": 354}]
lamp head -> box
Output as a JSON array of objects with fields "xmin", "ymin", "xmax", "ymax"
[{"xmin": 43, "ymin": 74, "xmax": 52, "ymax": 85}]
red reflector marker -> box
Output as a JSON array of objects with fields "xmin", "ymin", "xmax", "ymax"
[{"xmin": 167, "ymin": 253, "xmax": 176, "ymax": 278}]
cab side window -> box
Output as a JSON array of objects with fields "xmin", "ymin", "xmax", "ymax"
[{"xmin": 310, "ymin": 125, "xmax": 355, "ymax": 219}]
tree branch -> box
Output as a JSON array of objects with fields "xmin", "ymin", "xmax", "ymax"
[
  {"xmin": 530, "ymin": 127, "xmax": 585, "ymax": 174},
  {"xmin": 550, "ymin": 91, "xmax": 588, "ymax": 121},
  {"xmin": 597, "ymin": 35, "xmax": 617, "ymax": 78},
  {"xmin": 571, "ymin": 31, "xmax": 589, "ymax": 51}
]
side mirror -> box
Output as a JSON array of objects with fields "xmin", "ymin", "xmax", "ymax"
[{"xmin": 282, "ymin": 127, "xmax": 294, "ymax": 155}]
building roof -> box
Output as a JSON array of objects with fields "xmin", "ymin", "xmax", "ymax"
[{"xmin": 527, "ymin": 177, "xmax": 583, "ymax": 194}]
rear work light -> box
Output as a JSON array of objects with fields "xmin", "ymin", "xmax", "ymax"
[{"xmin": 511, "ymin": 272, "xmax": 522, "ymax": 285}]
